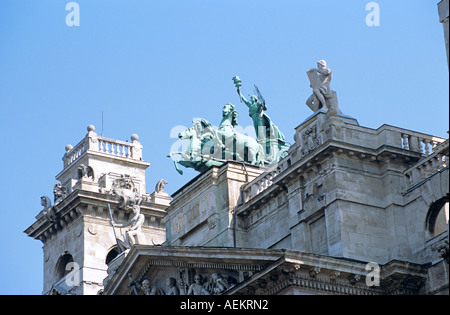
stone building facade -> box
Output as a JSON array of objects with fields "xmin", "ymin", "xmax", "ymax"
[
  {"xmin": 25, "ymin": 109, "xmax": 449, "ymax": 295},
  {"xmin": 102, "ymin": 110, "xmax": 448, "ymax": 296}
]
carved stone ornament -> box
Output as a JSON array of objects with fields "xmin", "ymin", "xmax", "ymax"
[
  {"xmin": 77, "ymin": 164, "xmax": 95, "ymax": 182},
  {"xmin": 309, "ymin": 267, "xmax": 321, "ymax": 278},
  {"xmin": 300, "ymin": 124, "xmax": 321, "ymax": 157},
  {"xmin": 53, "ymin": 183, "xmax": 67, "ymax": 203},
  {"xmin": 141, "ymin": 279, "xmax": 165, "ymax": 295},
  {"xmin": 126, "ymin": 262, "xmax": 242, "ymax": 296},
  {"xmin": 40, "ymin": 196, "xmax": 56, "ymax": 222},
  {"xmin": 110, "ymin": 174, "xmax": 142, "ymax": 209},
  {"xmin": 348, "ymin": 274, "xmax": 361, "ymax": 285},
  {"xmin": 87, "ymin": 224, "xmax": 97, "ymax": 235},
  {"xmin": 155, "ymin": 179, "xmax": 168, "ymax": 194},
  {"xmin": 434, "ymin": 239, "xmax": 449, "ymax": 263}
]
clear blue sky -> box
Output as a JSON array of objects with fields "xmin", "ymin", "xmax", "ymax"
[{"xmin": 0, "ymin": 0, "xmax": 448, "ymax": 295}]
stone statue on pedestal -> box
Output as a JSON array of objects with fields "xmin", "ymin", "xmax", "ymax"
[{"xmin": 305, "ymin": 60, "xmax": 342, "ymax": 115}]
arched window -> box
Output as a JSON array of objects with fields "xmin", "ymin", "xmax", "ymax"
[
  {"xmin": 425, "ymin": 197, "xmax": 449, "ymax": 238},
  {"xmin": 55, "ymin": 252, "xmax": 74, "ymax": 280},
  {"xmin": 105, "ymin": 246, "xmax": 120, "ymax": 265}
]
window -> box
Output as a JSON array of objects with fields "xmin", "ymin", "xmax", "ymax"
[
  {"xmin": 55, "ymin": 252, "xmax": 74, "ymax": 280},
  {"xmin": 426, "ymin": 197, "xmax": 449, "ymax": 238},
  {"xmin": 105, "ymin": 246, "xmax": 120, "ymax": 265}
]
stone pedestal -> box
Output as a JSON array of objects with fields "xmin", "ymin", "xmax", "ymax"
[{"xmin": 164, "ymin": 162, "xmax": 264, "ymax": 247}]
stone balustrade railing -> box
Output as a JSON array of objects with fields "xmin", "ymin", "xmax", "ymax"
[
  {"xmin": 404, "ymin": 139, "xmax": 449, "ymax": 190},
  {"xmin": 97, "ymin": 137, "xmax": 135, "ymax": 158},
  {"xmin": 63, "ymin": 140, "xmax": 86, "ymax": 168},
  {"xmin": 400, "ymin": 131, "xmax": 445, "ymax": 156},
  {"xmin": 63, "ymin": 125, "xmax": 143, "ymax": 168},
  {"xmin": 241, "ymin": 167, "xmax": 281, "ymax": 204}
]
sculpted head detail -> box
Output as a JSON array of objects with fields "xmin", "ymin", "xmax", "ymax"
[{"xmin": 317, "ymin": 60, "xmax": 327, "ymax": 68}]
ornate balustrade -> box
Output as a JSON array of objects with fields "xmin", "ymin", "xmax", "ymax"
[
  {"xmin": 97, "ymin": 137, "xmax": 135, "ymax": 158},
  {"xmin": 63, "ymin": 125, "xmax": 143, "ymax": 168},
  {"xmin": 400, "ymin": 131, "xmax": 445, "ymax": 156},
  {"xmin": 404, "ymin": 139, "xmax": 449, "ymax": 190},
  {"xmin": 63, "ymin": 141, "xmax": 86, "ymax": 168},
  {"xmin": 241, "ymin": 167, "xmax": 281, "ymax": 204}
]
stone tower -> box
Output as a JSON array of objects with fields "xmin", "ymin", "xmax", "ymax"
[{"xmin": 24, "ymin": 125, "xmax": 170, "ymax": 295}]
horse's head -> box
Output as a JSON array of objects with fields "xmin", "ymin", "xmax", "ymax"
[
  {"xmin": 178, "ymin": 127, "xmax": 194, "ymax": 140},
  {"xmin": 222, "ymin": 103, "xmax": 238, "ymax": 126},
  {"xmin": 222, "ymin": 103, "xmax": 235, "ymax": 117}
]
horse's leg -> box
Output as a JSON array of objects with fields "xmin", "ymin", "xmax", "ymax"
[
  {"xmin": 173, "ymin": 160, "xmax": 183, "ymax": 175},
  {"xmin": 247, "ymin": 139, "xmax": 264, "ymax": 166},
  {"xmin": 168, "ymin": 151, "xmax": 190, "ymax": 161},
  {"xmin": 246, "ymin": 144, "xmax": 257, "ymax": 165}
]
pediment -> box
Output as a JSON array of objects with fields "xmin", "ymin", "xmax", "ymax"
[
  {"xmin": 103, "ymin": 246, "xmax": 281, "ymax": 295},
  {"xmin": 103, "ymin": 246, "xmax": 428, "ymax": 296}
]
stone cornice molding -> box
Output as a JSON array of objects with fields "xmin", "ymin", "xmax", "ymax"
[{"xmin": 24, "ymin": 189, "xmax": 167, "ymax": 244}]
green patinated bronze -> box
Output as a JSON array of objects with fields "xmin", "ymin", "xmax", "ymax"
[
  {"xmin": 168, "ymin": 77, "xmax": 290, "ymax": 174},
  {"xmin": 233, "ymin": 76, "xmax": 290, "ymax": 163}
]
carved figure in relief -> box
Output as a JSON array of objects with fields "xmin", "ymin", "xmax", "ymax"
[
  {"xmin": 187, "ymin": 274, "xmax": 210, "ymax": 295},
  {"xmin": 211, "ymin": 273, "xmax": 230, "ymax": 294},
  {"xmin": 111, "ymin": 175, "xmax": 141, "ymax": 209},
  {"xmin": 141, "ymin": 279, "xmax": 165, "ymax": 295},
  {"xmin": 300, "ymin": 124, "xmax": 321, "ymax": 157},
  {"xmin": 166, "ymin": 277, "xmax": 180, "ymax": 295}
]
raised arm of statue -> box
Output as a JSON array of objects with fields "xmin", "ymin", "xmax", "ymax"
[
  {"xmin": 237, "ymin": 88, "xmax": 251, "ymax": 108},
  {"xmin": 233, "ymin": 76, "xmax": 251, "ymax": 108}
]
